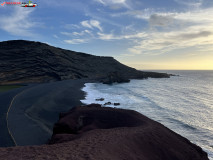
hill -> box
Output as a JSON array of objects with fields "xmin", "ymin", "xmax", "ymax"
[{"xmin": 0, "ymin": 40, "xmax": 169, "ymax": 85}]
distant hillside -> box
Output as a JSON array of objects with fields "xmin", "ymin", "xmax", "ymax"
[{"xmin": 0, "ymin": 40, "xmax": 169, "ymax": 85}]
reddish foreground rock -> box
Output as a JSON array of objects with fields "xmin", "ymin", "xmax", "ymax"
[{"xmin": 0, "ymin": 104, "xmax": 209, "ymax": 160}]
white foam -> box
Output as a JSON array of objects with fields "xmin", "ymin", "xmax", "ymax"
[
  {"xmin": 80, "ymin": 80, "xmax": 213, "ymax": 160},
  {"xmin": 81, "ymin": 83, "xmax": 137, "ymax": 109}
]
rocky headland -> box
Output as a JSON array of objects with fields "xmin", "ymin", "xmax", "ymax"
[
  {"xmin": 0, "ymin": 104, "xmax": 209, "ymax": 160},
  {"xmin": 0, "ymin": 40, "xmax": 169, "ymax": 85}
]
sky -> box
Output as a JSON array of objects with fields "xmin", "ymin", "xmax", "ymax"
[{"xmin": 0, "ymin": 0, "xmax": 213, "ymax": 70}]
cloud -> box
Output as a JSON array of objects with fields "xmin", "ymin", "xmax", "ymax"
[
  {"xmin": 0, "ymin": 7, "xmax": 37, "ymax": 37},
  {"xmin": 64, "ymin": 39, "xmax": 89, "ymax": 44},
  {"xmin": 111, "ymin": 8, "xmax": 156, "ymax": 19},
  {"xmin": 61, "ymin": 32, "xmax": 74, "ymax": 36},
  {"xmin": 90, "ymin": 20, "xmax": 103, "ymax": 32},
  {"xmin": 178, "ymin": 31, "xmax": 212, "ymax": 40},
  {"xmin": 128, "ymin": 29, "xmax": 213, "ymax": 55},
  {"xmin": 97, "ymin": 32, "xmax": 147, "ymax": 40},
  {"xmin": 95, "ymin": 0, "xmax": 126, "ymax": 5},
  {"xmin": 62, "ymin": 4, "xmax": 213, "ymax": 58},
  {"xmin": 61, "ymin": 29, "xmax": 147, "ymax": 45},
  {"xmin": 73, "ymin": 30, "xmax": 92, "ymax": 36},
  {"xmin": 174, "ymin": 0, "xmax": 203, "ymax": 8},
  {"xmin": 94, "ymin": 0, "xmax": 130, "ymax": 9},
  {"xmin": 81, "ymin": 21, "xmax": 93, "ymax": 29},
  {"xmin": 53, "ymin": 35, "xmax": 59, "ymax": 39},
  {"xmin": 119, "ymin": 7, "xmax": 213, "ymax": 56},
  {"xmin": 94, "ymin": 0, "xmax": 105, "ymax": 5},
  {"xmin": 61, "ymin": 30, "xmax": 93, "ymax": 37},
  {"xmin": 149, "ymin": 14, "xmax": 174, "ymax": 27},
  {"xmin": 42, "ymin": 0, "xmax": 88, "ymax": 12},
  {"xmin": 81, "ymin": 20, "xmax": 103, "ymax": 31},
  {"xmin": 64, "ymin": 24, "xmax": 81, "ymax": 30},
  {"xmin": 62, "ymin": 30, "xmax": 92, "ymax": 44},
  {"xmin": 97, "ymin": 32, "xmax": 117, "ymax": 40}
]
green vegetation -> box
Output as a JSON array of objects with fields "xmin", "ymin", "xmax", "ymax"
[{"xmin": 0, "ymin": 85, "xmax": 22, "ymax": 92}]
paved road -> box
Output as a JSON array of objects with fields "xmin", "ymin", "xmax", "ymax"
[{"xmin": 1, "ymin": 79, "xmax": 86, "ymax": 146}]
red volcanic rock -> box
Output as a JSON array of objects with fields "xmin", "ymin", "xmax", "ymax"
[
  {"xmin": 51, "ymin": 104, "xmax": 146, "ymax": 137},
  {"xmin": 0, "ymin": 104, "xmax": 209, "ymax": 160},
  {"xmin": 49, "ymin": 104, "xmax": 208, "ymax": 160}
]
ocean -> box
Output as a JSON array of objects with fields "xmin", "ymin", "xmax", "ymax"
[{"xmin": 81, "ymin": 70, "xmax": 213, "ymax": 160}]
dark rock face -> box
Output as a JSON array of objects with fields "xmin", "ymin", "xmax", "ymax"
[
  {"xmin": 113, "ymin": 103, "xmax": 120, "ymax": 106},
  {"xmin": 95, "ymin": 98, "xmax": 105, "ymax": 101},
  {"xmin": 0, "ymin": 40, "xmax": 170, "ymax": 85},
  {"xmin": 101, "ymin": 71, "xmax": 130, "ymax": 84},
  {"xmin": 104, "ymin": 102, "xmax": 112, "ymax": 105}
]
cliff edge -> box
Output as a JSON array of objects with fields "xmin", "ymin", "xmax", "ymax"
[{"xmin": 0, "ymin": 104, "xmax": 208, "ymax": 160}]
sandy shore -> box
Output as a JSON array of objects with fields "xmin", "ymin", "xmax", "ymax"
[
  {"xmin": 0, "ymin": 85, "xmax": 31, "ymax": 147},
  {"xmin": 6, "ymin": 79, "xmax": 90, "ymax": 146}
]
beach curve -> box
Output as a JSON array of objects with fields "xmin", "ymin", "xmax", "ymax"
[{"xmin": 7, "ymin": 79, "xmax": 87, "ymax": 146}]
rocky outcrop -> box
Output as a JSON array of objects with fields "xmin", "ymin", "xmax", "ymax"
[
  {"xmin": 95, "ymin": 98, "xmax": 105, "ymax": 101},
  {"xmin": 47, "ymin": 104, "xmax": 208, "ymax": 160},
  {"xmin": 101, "ymin": 71, "xmax": 130, "ymax": 84},
  {"xmin": 104, "ymin": 102, "xmax": 112, "ymax": 105},
  {"xmin": 0, "ymin": 40, "xmax": 170, "ymax": 85},
  {"xmin": 0, "ymin": 104, "xmax": 209, "ymax": 160}
]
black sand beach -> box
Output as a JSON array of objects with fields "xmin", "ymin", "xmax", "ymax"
[
  {"xmin": 1, "ymin": 79, "xmax": 90, "ymax": 146},
  {"xmin": 0, "ymin": 86, "xmax": 30, "ymax": 147}
]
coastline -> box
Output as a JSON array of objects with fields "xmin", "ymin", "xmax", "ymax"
[
  {"xmin": 6, "ymin": 79, "xmax": 90, "ymax": 146},
  {"xmin": 0, "ymin": 77, "xmax": 210, "ymax": 159},
  {"xmin": 0, "ymin": 86, "xmax": 30, "ymax": 147},
  {"xmin": 81, "ymin": 75, "xmax": 213, "ymax": 160}
]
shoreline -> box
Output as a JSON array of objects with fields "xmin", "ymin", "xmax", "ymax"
[
  {"xmin": 81, "ymin": 78, "xmax": 213, "ymax": 160},
  {"xmin": 0, "ymin": 78, "xmax": 211, "ymax": 159},
  {"xmin": 6, "ymin": 79, "xmax": 91, "ymax": 146},
  {"xmin": 0, "ymin": 85, "xmax": 31, "ymax": 147}
]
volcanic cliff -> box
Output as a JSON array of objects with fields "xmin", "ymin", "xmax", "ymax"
[
  {"xmin": 0, "ymin": 40, "xmax": 169, "ymax": 85},
  {"xmin": 0, "ymin": 104, "xmax": 209, "ymax": 160}
]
